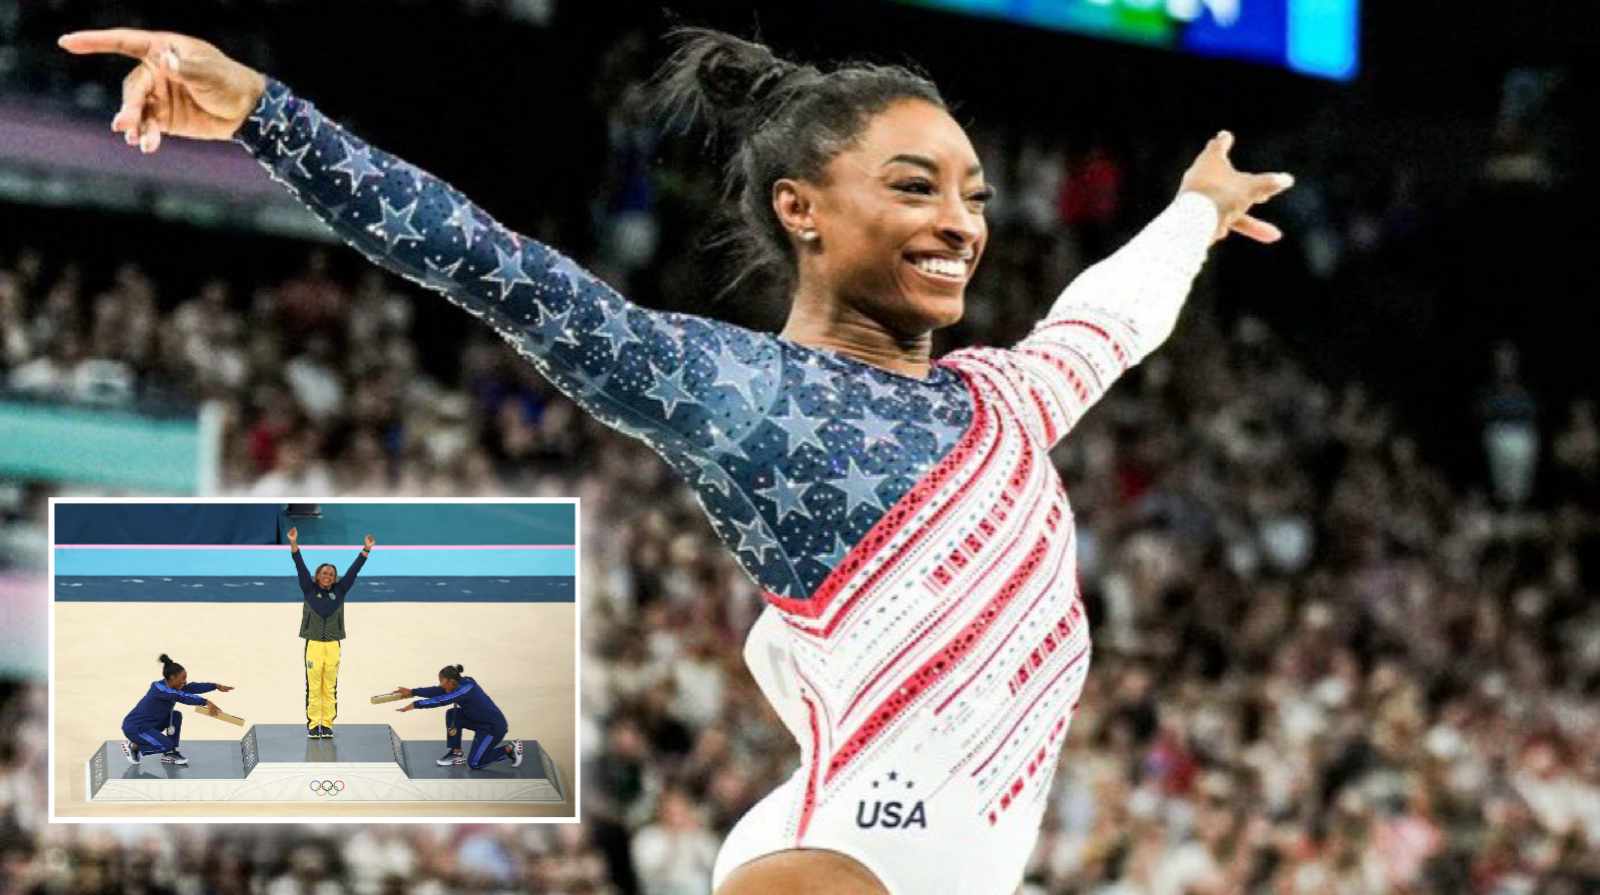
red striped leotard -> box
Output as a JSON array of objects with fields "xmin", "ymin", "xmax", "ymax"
[
  {"xmin": 231, "ymin": 80, "xmax": 1217, "ymax": 893},
  {"xmin": 716, "ymin": 196, "xmax": 1218, "ymax": 893}
]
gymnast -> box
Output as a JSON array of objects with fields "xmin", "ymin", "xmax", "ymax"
[{"xmin": 61, "ymin": 26, "xmax": 1290, "ymax": 893}]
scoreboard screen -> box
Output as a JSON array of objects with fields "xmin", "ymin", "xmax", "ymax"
[{"xmin": 896, "ymin": 0, "xmax": 1359, "ymax": 82}]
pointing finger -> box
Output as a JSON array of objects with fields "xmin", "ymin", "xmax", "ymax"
[
  {"xmin": 58, "ymin": 29, "xmax": 159, "ymax": 61},
  {"xmin": 1230, "ymin": 214, "xmax": 1282, "ymax": 244}
]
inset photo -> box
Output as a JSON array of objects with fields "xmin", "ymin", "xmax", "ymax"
[{"xmin": 48, "ymin": 499, "xmax": 577, "ymax": 821}]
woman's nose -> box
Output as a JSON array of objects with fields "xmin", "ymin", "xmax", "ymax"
[{"xmin": 936, "ymin": 199, "xmax": 981, "ymax": 248}]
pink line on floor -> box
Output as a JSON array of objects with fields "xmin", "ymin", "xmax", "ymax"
[{"xmin": 54, "ymin": 544, "xmax": 572, "ymax": 550}]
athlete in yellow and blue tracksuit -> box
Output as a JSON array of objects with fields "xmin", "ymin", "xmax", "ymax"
[{"xmin": 289, "ymin": 528, "xmax": 372, "ymax": 739}]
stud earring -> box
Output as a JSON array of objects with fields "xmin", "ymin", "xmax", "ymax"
[{"xmin": 799, "ymin": 230, "xmax": 818, "ymax": 242}]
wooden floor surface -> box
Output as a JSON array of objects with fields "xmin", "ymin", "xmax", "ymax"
[{"xmin": 52, "ymin": 602, "xmax": 576, "ymax": 819}]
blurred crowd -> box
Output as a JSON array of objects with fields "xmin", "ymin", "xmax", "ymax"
[
  {"xmin": 3, "ymin": 6, "xmax": 1598, "ymax": 895},
  {"xmin": 4, "ymin": 225, "xmax": 1599, "ymax": 895}
]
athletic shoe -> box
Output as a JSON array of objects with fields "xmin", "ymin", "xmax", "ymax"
[
  {"xmin": 510, "ymin": 739, "xmax": 524, "ymax": 768},
  {"xmin": 161, "ymin": 751, "xmax": 188, "ymax": 766},
  {"xmin": 307, "ymin": 726, "xmax": 318, "ymax": 739},
  {"xmin": 319, "ymin": 726, "xmax": 333, "ymax": 739},
  {"xmin": 436, "ymin": 750, "xmax": 465, "ymax": 766},
  {"xmin": 121, "ymin": 741, "xmax": 140, "ymax": 764}
]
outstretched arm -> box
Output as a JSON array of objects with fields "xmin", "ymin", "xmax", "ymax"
[
  {"xmin": 336, "ymin": 536, "xmax": 372, "ymax": 597},
  {"xmin": 1008, "ymin": 133, "xmax": 1292, "ymax": 444},
  {"xmin": 57, "ymin": 29, "xmax": 778, "ymax": 457},
  {"xmin": 288, "ymin": 527, "xmax": 313, "ymax": 594},
  {"xmin": 155, "ymin": 681, "xmax": 209, "ymax": 707},
  {"xmin": 411, "ymin": 680, "xmax": 475, "ymax": 709},
  {"xmin": 231, "ymin": 81, "xmax": 743, "ymax": 447}
]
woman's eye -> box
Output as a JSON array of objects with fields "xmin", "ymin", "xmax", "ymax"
[
  {"xmin": 968, "ymin": 188, "xmax": 995, "ymax": 204},
  {"xmin": 894, "ymin": 180, "xmax": 935, "ymax": 195}
]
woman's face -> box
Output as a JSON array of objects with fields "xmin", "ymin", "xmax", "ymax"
[
  {"xmin": 316, "ymin": 565, "xmax": 337, "ymax": 589},
  {"xmin": 440, "ymin": 676, "xmax": 458, "ymax": 692},
  {"xmin": 790, "ymin": 98, "xmax": 990, "ymax": 335},
  {"xmin": 168, "ymin": 670, "xmax": 188, "ymax": 688}
]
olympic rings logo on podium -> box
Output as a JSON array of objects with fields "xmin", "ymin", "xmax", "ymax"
[{"xmin": 308, "ymin": 779, "xmax": 346, "ymax": 796}]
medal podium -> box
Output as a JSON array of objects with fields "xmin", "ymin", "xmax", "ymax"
[{"xmin": 87, "ymin": 723, "xmax": 565, "ymax": 803}]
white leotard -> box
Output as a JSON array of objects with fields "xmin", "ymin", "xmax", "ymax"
[{"xmin": 713, "ymin": 195, "xmax": 1219, "ymax": 894}]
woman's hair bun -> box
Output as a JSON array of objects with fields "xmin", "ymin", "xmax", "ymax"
[
  {"xmin": 454, "ymin": 664, "xmax": 465, "ymax": 673},
  {"xmin": 695, "ymin": 35, "xmax": 791, "ymax": 109},
  {"xmin": 647, "ymin": 23, "xmax": 945, "ymax": 303},
  {"xmin": 653, "ymin": 28, "xmax": 806, "ymax": 140},
  {"xmin": 159, "ymin": 653, "xmax": 172, "ymax": 664}
]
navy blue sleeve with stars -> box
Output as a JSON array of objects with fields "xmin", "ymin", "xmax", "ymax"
[{"xmin": 234, "ymin": 79, "xmax": 975, "ymax": 599}]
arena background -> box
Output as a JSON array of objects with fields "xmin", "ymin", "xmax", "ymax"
[
  {"xmin": 48, "ymin": 502, "xmax": 577, "ymax": 819},
  {"xmin": 0, "ymin": 0, "xmax": 1597, "ymax": 892}
]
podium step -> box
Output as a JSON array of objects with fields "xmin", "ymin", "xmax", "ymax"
[{"xmin": 88, "ymin": 724, "xmax": 564, "ymax": 803}]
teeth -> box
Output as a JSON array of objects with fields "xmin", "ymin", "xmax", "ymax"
[{"xmin": 913, "ymin": 257, "xmax": 966, "ymax": 278}]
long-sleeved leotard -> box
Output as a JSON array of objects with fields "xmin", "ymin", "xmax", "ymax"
[
  {"xmin": 410, "ymin": 677, "xmax": 510, "ymax": 768},
  {"xmin": 236, "ymin": 80, "xmax": 1216, "ymax": 894},
  {"xmin": 236, "ymin": 79, "xmax": 1209, "ymax": 601},
  {"xmin": 123, "ymin": 680, "xmax": 215, "ymax": 730},
  {"xmin": 409, "ymin": 677, "xmax": 506, "ymax": 726},
  {"xmin": 122, "ymin": 681, "xmax": 216, "ymax": 754}
]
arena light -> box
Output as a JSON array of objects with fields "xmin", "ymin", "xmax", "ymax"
[{"xmin": 895, "ymin": 0, "xmax": 1360, "ymax": 82}]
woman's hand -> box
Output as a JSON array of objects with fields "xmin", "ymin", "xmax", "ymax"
[
  {"xmin": 57, "ymin": 29, "xmax": 267, "ymax": 153},
  {"xmin": 203, "ymin": 700, "xmax": 217, "ymax": 712},
  {"xmin": 216, "ymin": 684, "xmax": 234, "ymax": 692},
  {"xmin": 1179, "ymin": 131, "xmax": 1294, "ymax": 244},
  {"xmin": 363, "ymin": 534, "xmax": 376, "ymax": 551},
  {"xmin": 397, "ymin": 704, "xmax": 416, "ymax": 713},
  {"xmin": 287, "ymin": 527, "xmax": 298, "ymax": 549},
  {"xmin": 395, "ymin": 687, "xmax": 413, "ymax": 698}
]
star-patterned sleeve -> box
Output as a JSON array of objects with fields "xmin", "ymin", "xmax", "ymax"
[
  {"xmin": 233, "ymin": 78, "xmax": 780, "ymax": 452},
  {"xmin": 996, "ymin": 192, "xmax": 1217, "ymax": 447}
]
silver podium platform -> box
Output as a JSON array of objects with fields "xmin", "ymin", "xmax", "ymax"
[{"xmin": 88, "ymin": 723, "xmax": 565, "ymax": 803}]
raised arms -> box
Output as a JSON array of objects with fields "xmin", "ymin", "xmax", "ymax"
[
  {"xmin": 287, "ymin": 527, "xmax": 314, "ymax": 595},
  {"xmin": 1005, "ymin": 133, "xmax": 1292, "ymax": 445},
  {"xmin": 336, "ymin": 535, "xmax": 373, "ymax": 597}
]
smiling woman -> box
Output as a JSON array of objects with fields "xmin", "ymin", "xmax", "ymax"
[
  {"xmin": 287, "ymin": 526, "xmax": 371, "ymax": 740},
  {"xmin": 57, "ymin": 22, "xmax": 1291, "ymax": 894},
  {"xmin": 776, "ymin": 101, "xmax": 994, "ymax": 349},
  {"xmin": 651, "ymin": 31, "xmax": 987, "ymax": 363}
]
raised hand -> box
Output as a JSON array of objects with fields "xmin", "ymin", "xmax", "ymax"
[
  {"xmin": 1179, "ymin": 131, "xmax": 1294, "ymax": 244},
  {"xmin": 363, "ymin": 534, "xmax": 376, "ymax": 551},
  {"xmin": 287, "ymin": 527, "xmax": 298, "ymax": 547},
  {"xmin": 56, "ymin": 29, "xmax": 267, "ymax": 153}
]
